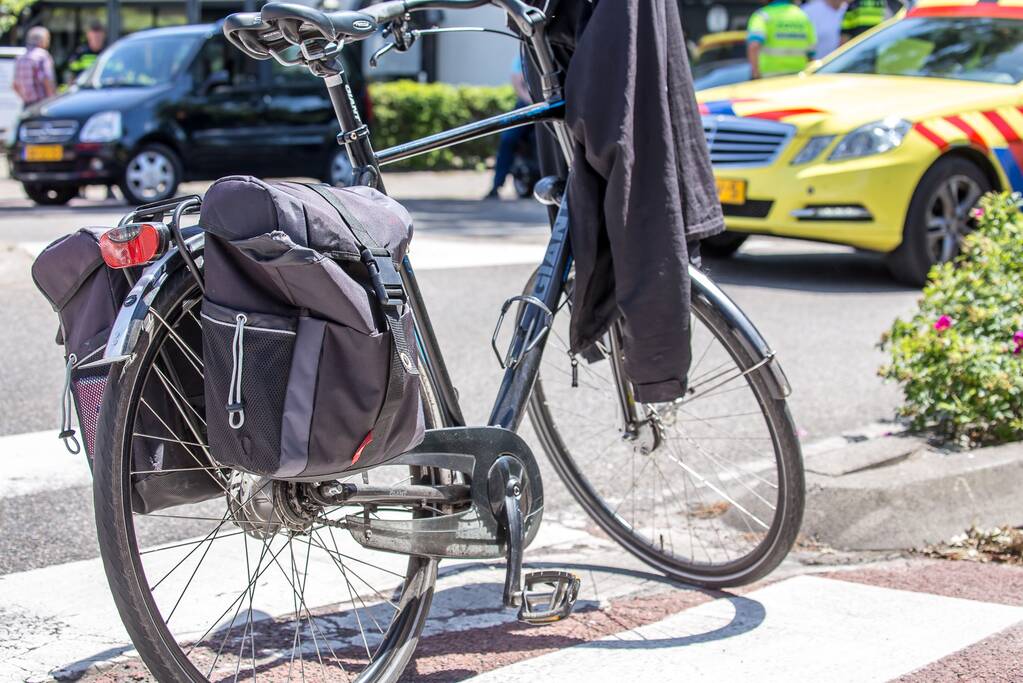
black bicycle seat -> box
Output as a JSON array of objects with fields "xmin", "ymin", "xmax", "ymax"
[
  {"xmin": 261, "ymin": 2, "xmax": 378, "ymax": 42},
  {"xmin": 224, "ymin": 3, "xmax": 378, "ymax": 60}
]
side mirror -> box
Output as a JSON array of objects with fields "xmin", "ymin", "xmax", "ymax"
[{"xmin": 199, "ymin": 69, "xmax": 231, "ymax": 95}]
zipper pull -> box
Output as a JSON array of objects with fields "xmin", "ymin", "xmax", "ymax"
[
  {"xmin": 570, "ymin": 353, "xmax": 579, "ymax": 388},
  {"xmin": 59, "ymin": 354, "xmax": 81, "ymax": 454}
]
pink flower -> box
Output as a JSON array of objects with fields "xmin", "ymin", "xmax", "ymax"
[
  {"xmin": 971, "ymin": 207, "xmax": 985, "ymax": 219},
  {"xmin": 934, "ymin": 315, "xmax": 953, "ymax": 332},
  {"xmin": 1013, "ymin": 330, "xmax": 1023, "ymax": 355}
]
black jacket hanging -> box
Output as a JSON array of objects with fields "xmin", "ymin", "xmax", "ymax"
[{"xmin": 528, "ymin": 0, "xmax": 725, "ymax": 403}]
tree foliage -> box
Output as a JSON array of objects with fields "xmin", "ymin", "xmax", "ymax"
[{"xmin": 0, "ymin": 0, "xmax": 37, "ymax": 34}]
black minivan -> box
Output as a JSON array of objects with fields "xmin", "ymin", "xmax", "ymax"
[{"xmin": 11, "ymin": 22, "xmax": 369, "ymax": 205}]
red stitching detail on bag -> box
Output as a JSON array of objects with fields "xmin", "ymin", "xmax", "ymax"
[{"xmin": 352, "ymin": 431, "xmax": 373, "ymax": 464}]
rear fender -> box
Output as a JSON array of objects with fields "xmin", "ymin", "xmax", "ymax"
[{"xmin": 82, "ymin": 232, "xmax": 205, "ymax": 369}]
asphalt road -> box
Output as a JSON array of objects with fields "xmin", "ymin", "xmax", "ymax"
[{"xmin": 0, "ymin": 172, "xmax": 920, "ymax": 577}]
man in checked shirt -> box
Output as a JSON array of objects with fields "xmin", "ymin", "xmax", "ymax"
[{"xmin": 13, "ymin": 27, "xmax": 56, "ymax": 107}]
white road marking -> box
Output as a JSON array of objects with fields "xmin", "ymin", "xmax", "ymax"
[
  {"xmin": 0, "ymin": 430, "xmax": 91, "ymax": 499},
  {"xmin": 0, "ymin": 516, "xmax": 600, "ymax": 682},
  {"xmin": 17, "ymin": 235, "xmax": 547, "ymax": 271},
  {"xmin": 471, "ymin": 574, "xmax": 1023, "ymax": 682}
]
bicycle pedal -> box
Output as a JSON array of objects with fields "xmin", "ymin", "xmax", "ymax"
[{"xmin": 517, "ymin": 570, "xmax": 581, "ymax": 625}]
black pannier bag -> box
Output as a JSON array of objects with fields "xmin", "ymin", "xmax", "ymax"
[
  {"xmin": 32, "ymin": 228, "xmax": 223, "ymax": 513},
  {"xmin": 199, "ymin": 177, "xmax": 425, "ymax": 480}
]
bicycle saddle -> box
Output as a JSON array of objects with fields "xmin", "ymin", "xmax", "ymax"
[{"xmin": 224, "ymin": 2, "xmax": 378, "ymax": 60}]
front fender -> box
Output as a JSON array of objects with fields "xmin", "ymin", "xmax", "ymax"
[
  {"xmin": 84, "ymin": 232, "xmax": 205, "ymax": 369},
  {"xmin": 689, "ymin": 266, "xmax": 792, "ymax": 400}
]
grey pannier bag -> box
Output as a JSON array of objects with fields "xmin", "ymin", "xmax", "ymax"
[
  {"xmin": 199, "ymin": 177, "xmax": 425, "ymax": 480},
  {"xmin": 32, "ymin": 228, "xmax": 223, "ymax": 513}
]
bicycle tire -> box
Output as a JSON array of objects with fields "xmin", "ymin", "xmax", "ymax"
[
  {"xmin": 94, "ymin": 266, "xmax": 443, "ymax": 682},
  {"xmin": 527, "ymin": 277, "xmax": 804, "ymax": 588}
]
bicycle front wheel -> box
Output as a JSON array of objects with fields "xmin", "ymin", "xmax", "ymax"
[
  {"xmin": 528, "ymin": 274, "xmax": 804, "ymax": 588},
  {"xmin": 94, "ymin": 266, "xmax": 444, "ymax": 682}
]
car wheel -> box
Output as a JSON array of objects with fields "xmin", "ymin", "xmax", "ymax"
[
  {"xmin": 325, "ymin": 146, "xmax": 355, "ymax": 187},
  {"xmin": 23, "ymin": 184, "xmax": 78, "ymax": 206},
  {"xmin": 702, "ymin": 231, "xmax": 749, "ymax": 258},
  {"xmin": 119, "ymin": 143, "xmax": 181, "ymax": 206},
  {"xmin": 886, "ymin": 157, "xmax": 990, "ymax": 286}
]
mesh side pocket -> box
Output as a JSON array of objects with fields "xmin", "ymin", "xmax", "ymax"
[
  {"xmin": 71, "ymin": 368, "xmax": 107, "ymax": 463},
  {"xmin": 201, "ymin": 301, "xmax": 296, "ymax": 476}
]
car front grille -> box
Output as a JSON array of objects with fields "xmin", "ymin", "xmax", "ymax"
[
  {"xmin": 20, "ymin": 119, "xmax": 79, "ymax": 144},
  {"xmin": 702, "ymin": 116, "xmax": 794, "ymax": 168}
]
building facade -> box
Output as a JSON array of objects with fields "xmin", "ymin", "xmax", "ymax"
[{"xmin": 6, "ymin": 0, "xmax": 765, "ymax": 86}]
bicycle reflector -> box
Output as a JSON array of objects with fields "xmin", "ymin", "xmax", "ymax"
[{"xmin": 99, "ymin": 223, "xmax": 169, "ymax": 269}]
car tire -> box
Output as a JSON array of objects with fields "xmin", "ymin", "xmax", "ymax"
[
  {"xmin": 886, "ymin": 157, "xmax": 991, "ymax": 287},
  {"xmin": 324, "ymin": 146, "xmax": 355, "ymax": 187},
  {"xmin": 23, "ymin": 184, "xmax": 78, "ymax": 206},
  {"xmin": 119, "ymin": 143, "xmax": 181, "ymax": 206},
  {"xmin": 702, "ymin": 231, "xmax": 749, "ymax": 258}
]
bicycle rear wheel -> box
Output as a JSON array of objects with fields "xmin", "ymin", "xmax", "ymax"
[
  {"xmin": 94, "ymin": 266, "xmax": 445, "ymax": 682},
  {"xmin": 528, "ymin": 274, "xmax": 804, "ymax": 588}
]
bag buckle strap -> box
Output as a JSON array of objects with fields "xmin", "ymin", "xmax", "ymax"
[{"xmin": 359, "ymin": 247, "xmax": 406, "ymax": 308}]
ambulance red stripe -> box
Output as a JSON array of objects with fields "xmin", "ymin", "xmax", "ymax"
[
  {"xmin": 745, "ymin": 108, "xmax": 825, "ymax": 121},
  {"xmin": 913, "ymin": 122, "xmax": 950, "ymax": 151},
  {"xmin": 983, "ymin": 109, "xmax": 1023, "ymax": 172},
  {"xmin": 944, "ymin": 114, "xmax": 989, "ymax": 151}
]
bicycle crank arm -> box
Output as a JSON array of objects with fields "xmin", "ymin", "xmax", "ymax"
[{"xmin": 488, "ymin": 455, "xmax": 581, "ymax": 623}]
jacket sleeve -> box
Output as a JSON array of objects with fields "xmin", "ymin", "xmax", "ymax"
[{"xmin": 564, "ymin": 0, "xmax": 724, "ymax": 403}]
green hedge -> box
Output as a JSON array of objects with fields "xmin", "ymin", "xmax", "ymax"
[
  {"xmin": 879, "ymin": 192, "xmax": 1023, "ymax": 446},
  {"xmin": 368, "ymin": 80, "xmax": 516, "ymax": 171}
]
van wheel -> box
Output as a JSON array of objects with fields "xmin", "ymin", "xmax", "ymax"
[
  {"xmin": 886, "ymin": 157, "xmax": 990, "ymax": 286},
  {"xmin": 120, "ymin": 143, "xmax": 181, "ymax": 205},
  {"xmin": 702, "ymin": 231, "xmax": 749, "ymax": 258},
  {"xmin": 24, "ymin": 184, "xmax": 78, "ymax": 206}
]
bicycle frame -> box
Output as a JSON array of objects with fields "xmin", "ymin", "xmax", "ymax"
[{"xmin": 316, "ymin": 23, "xmax": 578, "ymax": 433}]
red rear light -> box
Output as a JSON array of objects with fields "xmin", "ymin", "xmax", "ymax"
[{"xmin": 99, "ymin": 223, "xmax": 169, "ymax": 269}]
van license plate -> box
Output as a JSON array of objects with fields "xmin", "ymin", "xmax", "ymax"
[
  {"xmin": 23, "ymin": 144, "xmax": 64, "ymax": 162},
  {"xmin": 716, "ymin": 179, "xmax": 747, "ymax": 205}
]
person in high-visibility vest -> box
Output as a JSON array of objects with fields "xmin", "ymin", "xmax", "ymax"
[
  {"xmin": 841, "ymin": 0, "xmax": 888, "ymax": 41},
  {"xmin": 746, "ymin": 0, "xmax": 817, "ymax": 79},
  {"xmin": 65, "ymin": 21, "xmax": 106, "ymax": 84}
]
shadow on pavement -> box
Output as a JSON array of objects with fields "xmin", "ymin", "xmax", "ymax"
[{"xmin": 704, "ymin": 250, "xmax": 919, "ymax": 294}]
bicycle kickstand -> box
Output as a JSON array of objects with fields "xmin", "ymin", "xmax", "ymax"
[{"xmin": 488, "ymin": 455, "xmax": 581, "ymax": 625}]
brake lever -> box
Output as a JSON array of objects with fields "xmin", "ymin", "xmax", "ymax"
[
  {"xmin": 370, "ymin": 25, "xmax": 521, "ymax": 68},
  {"xmin": 369, "ymin": 41, "xmax": 397, "ymax": 68}
]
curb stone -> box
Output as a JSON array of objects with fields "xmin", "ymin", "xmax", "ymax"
[{"xmin": 800, "ymin": 431, "xmax": 1023, "ymax": 550}]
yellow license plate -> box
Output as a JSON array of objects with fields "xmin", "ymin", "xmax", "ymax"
[
  {"xmin": 716, "ymin": 179, "xmax": 747, "ymax": 205},
  {"xmin": 23, "ymin": 144, "xmax": 64, "ymax": 162}
]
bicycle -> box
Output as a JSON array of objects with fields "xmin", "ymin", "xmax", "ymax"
[{"xmin": 90, "ymin": 1, "xmax": 805, "ymax": 680}]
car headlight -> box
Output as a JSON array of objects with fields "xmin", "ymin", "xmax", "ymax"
[
  {"xmin": 79, "ymin": 111, "xmax": 122, "ymax": 143},
  {"xmin": 791, "ymin": 135, "xmax": 836, "ymax": 165},
  {"xmin": 829, "ymin": 118, "xmax": 911, "ymax": 162}
]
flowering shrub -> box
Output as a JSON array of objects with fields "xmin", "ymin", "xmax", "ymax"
[{"xmin": 879, "ymin": 192, "xmax": 1023, "ymax": 446}]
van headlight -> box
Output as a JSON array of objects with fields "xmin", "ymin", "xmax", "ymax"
[
  {"xmin": 829, "ymin": 118, "xmax": 911, "ymax": 162},
  {"xmin": 79, "ymin": 111, "xmax": 122, "ymax": 143}
]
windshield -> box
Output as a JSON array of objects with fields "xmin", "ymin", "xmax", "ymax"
[
  {"xmin": 84, "ymin": 35, "xmax": 197, "ymax": 88},
  {"xmin": 819, "ymin": 17, "xmax": 1023, "ymax": 84}
]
